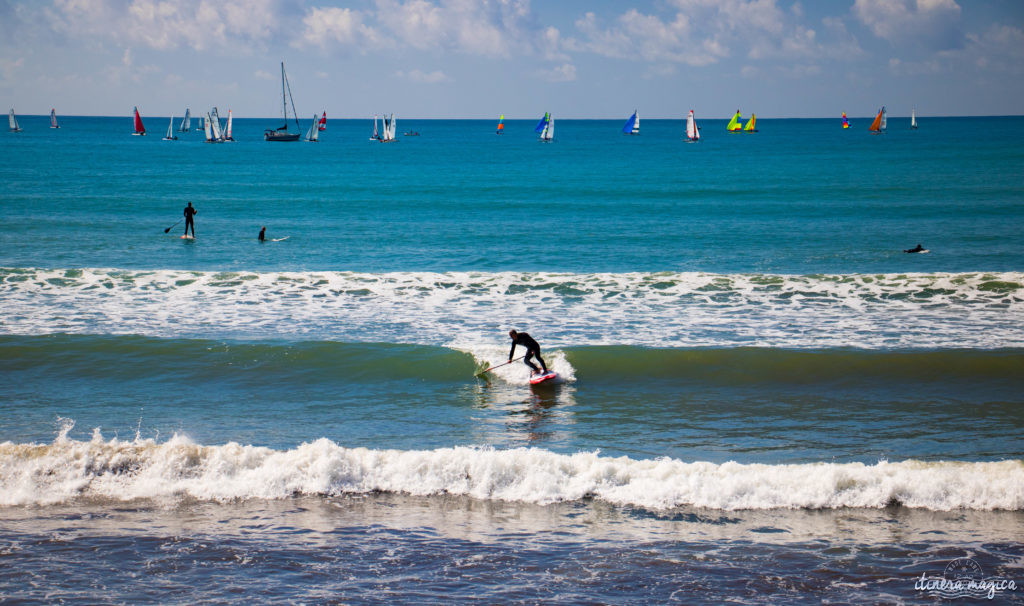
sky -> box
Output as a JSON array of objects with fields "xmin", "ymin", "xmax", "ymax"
[{"xmin": 1, "ymin": 0, "xmax": 1023, "ymax": 119}]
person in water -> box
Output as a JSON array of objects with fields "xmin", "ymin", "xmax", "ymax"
[
  {"xmin": 904, "ymin": 243, "xmax": 925, "ymax": 253},
  {"xmin": 183, "ymin": 202, "xmax": 197, "ymax": 237},
  {"xmin": 259, "ymin": 226, "xmax": 266, "ymax": 242},
  {"xmin": 508, "ymin": 329, "xmax": 548, "ymax": 375}
]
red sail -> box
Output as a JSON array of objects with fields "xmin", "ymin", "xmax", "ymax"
[
  {"xmin": 318, "ymin": 112, "xmax": 327, "ymax": 131},
  {"xmin": 133, "ymin": 107, "xmax": 146, "ymax": 134}
]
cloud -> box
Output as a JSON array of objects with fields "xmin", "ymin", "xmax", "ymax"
[
  {"xmin": 296, "ymin": 6, "xmax": 383, "ymax": 50},
  {"xmin": 852, "ymin": 0, "xmax": 963, "ymax": 50},
  {"xmin": 397, "ymin": 69, "xmax": 452, "ymax": 83},
  {"xmin": 541, "ymin": 63, "xmax": 576, "ymax": 82},
  {"xmin": 254, "ymin": 70, "xmax": 274, "ymax": 81},
  {"xmin": 371, "ymin": 0, "xmax": 534, "ymax": 57}
]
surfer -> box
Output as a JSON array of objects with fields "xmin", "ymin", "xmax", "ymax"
[
  {"xmin": 259, "ymin": 226, "xmax": 266, "ymax": 242},
  {"xmin": 183, "ymin": 202, "xmax": 197, "ymax": 237},
  {"xmin": 904, "ymin": 243, "xmax": 925, "ymax": 253},
  {"xmin": 508, "ymin": 329, "xmax": 548, "ymax": 375}
]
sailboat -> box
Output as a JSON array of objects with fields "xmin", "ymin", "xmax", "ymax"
[
  {"xmin": 8, "ymin": 109, "xmax": 21, "ymax": 132},
  {"xmin": 305, "ymin": 114, "xmax": 320, "ymax": 142},
  {"xmin": 496, "ymin": 114, "xmax": 504, "ymax": 134},
  {"xmin": 163, "ymin": 115, "xmax": 178, "ymax": 140},
  {"xmin": 743, "ymin": 113, "xmax": 757, "ymax": 132},
  {"xmin": 264, "ymin": 62, "xmax": 301, "ymax": 141},
  {"xmin": 370, "ymin": 114, "xmax": 379, "ymax": 141},
  {"xmin": 179, "ymin": 109, "xmax": 191, "ymax": 132},
  {"xmin": 622, "ymin": 110, "xmax": 639, "ymax": 135},
  {"xmin": 132, "ymin": 106, "xmax": 146, "ymax": 136},
  {"xmin": 538, "ymin": 112, "xmax": 554, "ymax": 141},
  {"xmin": 911, "ymin": 106, "xmax": 918, "ymax": 130},
  {"xmin": 842, "ymin": 112, "xmax": 849, "ymax": 129},
  {"xmin": 726, "ymin": 110, "xmax": 743, "ymax": 132},
  {"xmin": 685, "ymin": 110, "xmax": 700, "ymax": 142},
  {"xmin": 869, "ymin": 106, "xmax": 886, "ymax": 134},
  {"xmin": 224, "ymin": 109, "xmax": 234, "ymax": 141},
  {"xmin": 50, "ymin": 109, "xmax": 60, "ymax": 129},
  {"xmin": 318, "ymin": 112, "xmax": 327, "ymax": 131}
]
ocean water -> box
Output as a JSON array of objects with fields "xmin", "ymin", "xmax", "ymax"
[{"xmin": 1, "ymin": 115, "xmax": 1023, "ymax": 604}]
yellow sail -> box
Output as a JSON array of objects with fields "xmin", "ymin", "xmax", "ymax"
[
  {"xmin": 726, "ymin": 110, "xmax": 742, "ymax": 131},
  {"xmin": 743, "ymin": 114, "xmax": 756, "ymax": 132}
]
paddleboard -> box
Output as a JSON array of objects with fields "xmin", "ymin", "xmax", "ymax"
[
  {"xmin": 180, "ymin": 235, "xmax": 194, "ymax": 240},
  {"xmin": 904, "ymin": 249, "xmax": 929, "ymax": 254},
  {"xmin": 271, "ymin": 236, "xmax": 290, "ymax": 242},
  {"xmin": 529, "ymin": 370, "xmax": 557, "ymax": 385}
]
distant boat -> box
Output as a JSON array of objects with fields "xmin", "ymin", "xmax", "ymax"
[
  {"xmin": 726, "ymin": 110, "xmax": 743, "ymax": 132},
  {"xmin": 496, "ymin": 114, "xmax": 504, "ymax": 134},
  {"xmin": 8, "ymin": 108, "xmax": 21, "ymax": 132},
  {"xmin": 318, "ymin": 111, "xmax": 327, "ymax": 131},
  {"xmin": 163, "ymin": 115, "xmax": 178, "ymax": 140},
  {"xmin": 911, "ymin": 106, "xmax": 918, "ymax": 130},
  {"xmin": 842, "ymin": 111, "xmax": 849, "ymax": 129},
  {"xmin": 869, "ymin": 106, "xmax": 886, "ymax": 133},
  {"xmin": 404, "ymin": 130, "xmax": 419, "ymax": 136},
  {"xmin": 305, "ymin": 114, "xmax": 320, "ymax": 142},
  {"xmin": 224, "ymin": 109, "xmax": 234, "ymax": 141},
  {"xmin": 370, "ymin": 114, "xmax": 379, "ymax": 141},
  {"xmin": 743, "ymin": 113, "xmax": 757, "ymax": 132},
  {"xmin": 210, "ymin": 108, "xmax": 225, "ymax": 142},
  {"xmin": 264, "ymin": 61, "xmax": 301, "ymax": 142},
  {"xmin": 50, "ymin": 108, "xmax": 60, "ymax": 129},
  {"xmin": 622, "ymin": 109, "xmax": 639, "ymax": 135},
  {"xmin": 179, "ymin": 108, "xmax": 191, "ymax": 132},
  {"xmin": 132, "ymin": 106, "xmax": 146, "ymax": 136},
  {"xmin": 535, "ymin": 112, "xmax": 553, "ymax": 141},
  {"xmin": 685, "ymin": 109, "xmax": 700, "ymax": 142}
]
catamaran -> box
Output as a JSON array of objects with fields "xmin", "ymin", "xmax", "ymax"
[
  {"xmin": 726, "ymin": 110, "xmax": 743, "ymax": 132},
  {"xmin": 496, "ymin": 114, "xmax": 504, "ymax": 134},
  {"xmin": 179, "ymin": 109, "xmax": 191, "ymax": 132},
  {"xmin": 163, "ymin": 115, "xmax": 178, "ymax": 140},
  {"xmin": 869, "ymin": 106, "xmax": 886, "ymax": 134},
  {"xmin": 8, "ymin": 109, "xmax": 21, "ymax": 132},
  {"xmin": 842, "ymin": 112, "xmax": 849, "ymax": 129},
  {"xmin": 305, "ymin": 114, "xmax": 320, "ymax": 142},
  {"xmin": 685, "ymin": 110, "xmax": 700, "ymax": 142},
  {"xmin": 318, "ymin": 112, "xmax": 327, "ymax": 131},
  {"xmin": 743, "ymin": 113, "xmax": 757, "ymax": 132},
  {"xmin": 622, "ymin": 110, "xmax": 639, "ymax": 135},
  {"xmin": 224, "ymin": 109, "xmax": 234, "ymax": 141},
  {"xmin": 50, "ymin": 109, "xmax": 60, "ymax": 129},
  {"xmin": 535, "ymin": 112, "xmax": 553, "ymax": 141},
  {"xmin": 911, "ymin": 106, "xmax": 918, "ymax": 130},
  {"xmin": 132, "ymin": 106, "xmax": 146, "ymax": 135},
  {"xmin": 265, "ymin": 62, "xmax": 301, "ymax": 141}
]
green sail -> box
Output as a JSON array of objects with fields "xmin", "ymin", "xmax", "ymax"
[{"xmin": 726, "ymin": 111, "xmax": 743, "ymax": 131}]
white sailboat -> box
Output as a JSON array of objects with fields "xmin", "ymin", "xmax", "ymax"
[
  {"xmin": 163, "ymin": 115, "xmax": 178, "ymax": 140},
  {"xmin": 911, "ymin": 106, "xmax": 918, "ymax": 130},
  {"xmin": 50, "ymin": 109, "xmax": 60, "ymax": 129},
  {"xmin": 179, "ymin": 108, "xmax": 191, "ymax": 132},
  {"xmin": 224, "ymin": 109, "xmax": 234, "ymax": 141},
  {"xmin": 8, "ymin": 109, "xmax": 21, "ymax": 132},
  {"xmin": 209, "ymin": 110, "xmax": 224, "ymax": 142},
  {"xmin": 370, "ymin": 114, "xmax": 379, "ymax": 141},
  {"xmin": 374, "ymin": 113, "xmax": 397, "ymax": 142},
  {"xmin": 264, "ymin": 61, "xmax": 301, "ymax": 141},
  {"xmin": 685, "ymin": 110, "xmax": 700, "ymax": 141},
  {"xmin": 537, "ymin": 112, "xmax": 554, "ymax": 141},
  {"xmin": 203, "ymin": 113, "xmax": 217, "ymax": 142},
  {"xmin": 305, "ymin": 114, "xmax": 320, "ymax": 142}
]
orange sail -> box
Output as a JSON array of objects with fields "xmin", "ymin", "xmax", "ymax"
[{"xmin": 869, "ymin": 106, "xmax": 885, "ymax": 132}]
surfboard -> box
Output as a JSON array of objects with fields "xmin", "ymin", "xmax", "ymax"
[
  {"xmin": 180, "ymin": 235, "xmax": 194, "ymax": 240},
  {"xmin": 271, "ymin": 236, "xmax": 290, "ymax": 242},
  {"xmin": 529, "ymin": 370, "xmax": 557, "ymax": 385}
]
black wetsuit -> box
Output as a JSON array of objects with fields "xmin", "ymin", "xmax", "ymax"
[
  {"xmin": 509, "ymin": 332, "xmax": 548, "ymax": 373},
  {"xmin": 259, "ymin": 227, "xmax": 266, "ymax": 242},
  {"xmin": 184, "ymin": 204, "xmax": 197, "ymax": 237}
]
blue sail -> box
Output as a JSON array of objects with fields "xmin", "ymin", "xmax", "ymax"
[
  {"xmin": 534, "ymin": 113, "xmax": 549, "ymax": 133},
  {"xmin": 622, "ymin": 111, "xmax": 637, "ymax": 134}
]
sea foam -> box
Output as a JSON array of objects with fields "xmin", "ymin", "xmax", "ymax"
[
  {"xmin": 2, "ymin": 267, "xmax": 1022, "ymax": 349},
  {"xmin": 1, "ymin": 429, "xmax": 1021, "ymax": 510}
]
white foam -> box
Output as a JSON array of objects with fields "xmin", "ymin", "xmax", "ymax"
[
  {"xmin": 1, "ymin": 267, "xmax": 1022, "ymax": 349},
  {"xmin": 1, "ymin": 432, "xmax": 1021, "ymax": 510}
]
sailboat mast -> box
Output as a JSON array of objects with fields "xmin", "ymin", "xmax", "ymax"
[
  {"xmin": 280, "ymin": 62, "xmax": 288, "ymax": 126},
  {"xmin": 284, "ymin": 66, "xmax": 300, "ymax": 131}
]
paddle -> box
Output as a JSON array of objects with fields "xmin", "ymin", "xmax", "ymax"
[
  {"xmin": 164, "ymin": 219, "xmax": 182, "ymax": 233},
  {"xmin": 476, "ymin": 356, "xmax": 525, "ymax": 377}
]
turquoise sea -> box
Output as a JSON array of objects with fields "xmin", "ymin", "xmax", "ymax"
[{"xmin": 1, "ymin": 114, "xmax": 1023, "ymax": 603}]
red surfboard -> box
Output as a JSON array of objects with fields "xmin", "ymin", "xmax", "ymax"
[{"xmin": 529, "ymin": 370, "xmax": 557, "ymax": 385}]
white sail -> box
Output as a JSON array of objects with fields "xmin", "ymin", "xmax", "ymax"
[
  {"xmin": 880, "ymin": 107, "xmax": 887, "ymax": 131},
  {"xmin": 305, "ymin": 114, "xmax": 319, "ymax": 141},
  {"xmin": 9, "ymin": 108, "xmax": 21, "ymax": 131},
  {"xmin": 390, "ymin": 114, "xmax": 397, "ymax": 140},
  {"xmin": 204, "ymin": 114, "xmax": 214, "ymax": 141},
  {"xmin": 540, "ymin": 114, "xmax": 553, "ymax": 140},
  {"xmin": 180, "ymin": 109, "xmax": 191, "ymax": 132},
  {"xmin": 911, "ymin": 107, "xmax": 917, "ymax": 129},
  {"xmin": 686, "ymin": 110, "xmax": 700, "ymax": 141},
  {"xmin": 225, "ymin": 109, "xmax": 233, "ymax": 140},
  {"xmin": 372, "ymin": 114, "xmax": 379, "ymax": 140},
  {"xmin": 633, "ymin": 111, "xmax": 639, "ymax": 134},
  {"xmin": 165, "ymin": 115, "xmax": 174, "ymax": 139},
  {"xmin": 210, "ymin": 109, "xmax": 224, "ymax": 141}
]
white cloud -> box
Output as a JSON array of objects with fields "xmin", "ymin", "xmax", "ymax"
[
  {"xmin": 541, "ymin": 63, "xmax": 576, "ymax": 82},
  {"xmin": 372, "ymin": 0, "xmax": 534, "ymax": 57},
  {"xmin": 297, "ymin": 6, "xmax": 382, "ymax": 50},
  {"xmin": 397, "ymin": 69, "xmax": 452, "ymax": 83},
  {"xmin": 852, "ymin": 0, "xmax": 963, "ymax": 50},
  {"xmin": 254, "ymin": 70, "xmax": 274, "ymax": 81}
]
